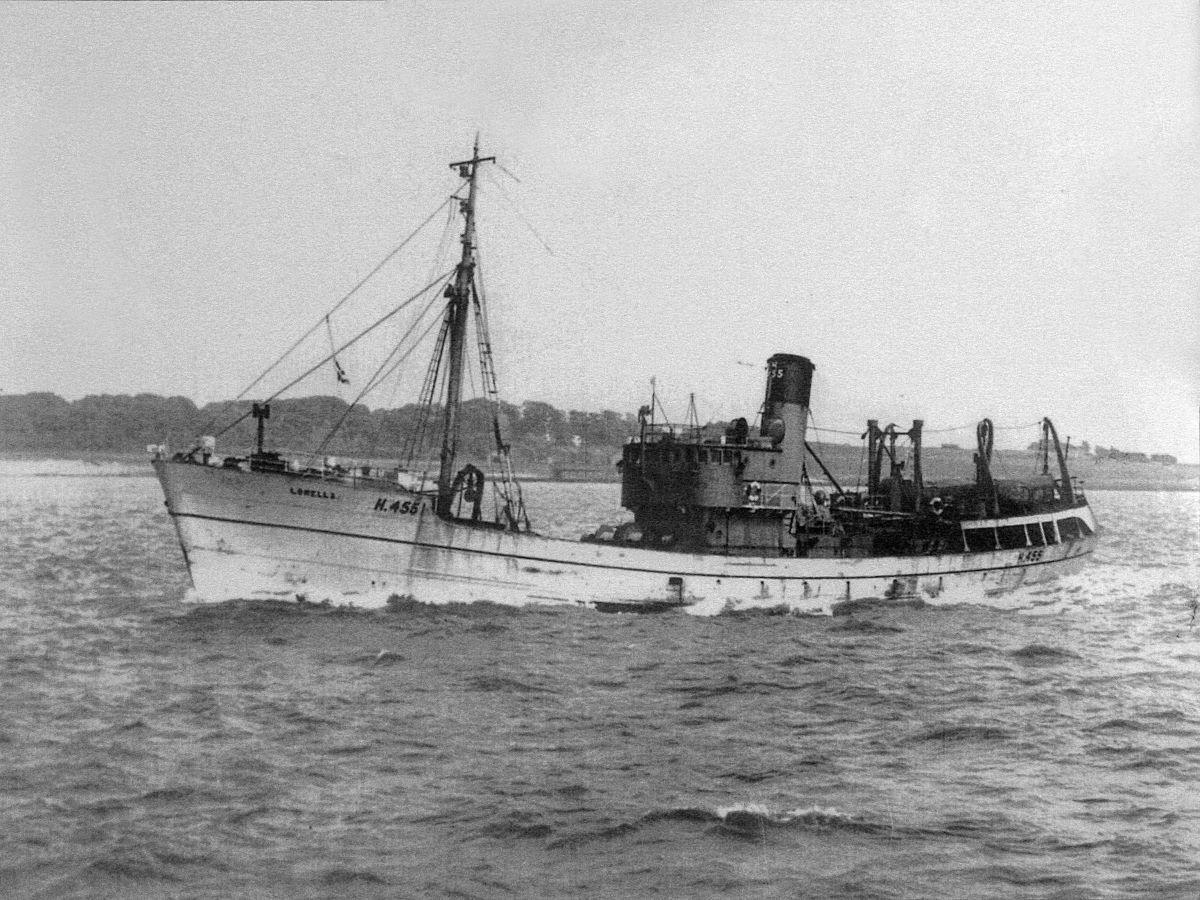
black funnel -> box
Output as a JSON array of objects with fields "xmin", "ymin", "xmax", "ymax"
[{"xmin": 764, "ymin": 354, "xmax": 815, "ymax": 411}]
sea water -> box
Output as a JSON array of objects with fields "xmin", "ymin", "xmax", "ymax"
[{"xmin": 1, "ymin": 467, "xmax": 1197, "ymax": 898}]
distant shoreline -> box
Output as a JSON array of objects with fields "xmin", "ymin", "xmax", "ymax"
[{"xmin": 1083, "ymin": 484, "xmax": 1199, "ymax": 493}]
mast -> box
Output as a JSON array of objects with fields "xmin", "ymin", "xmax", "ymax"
[{"xmin": 437, "ymin": 137, "xmax": 495, "ymax": 517}]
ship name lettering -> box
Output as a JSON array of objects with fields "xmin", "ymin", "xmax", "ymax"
[
  {"xmin": 289, "ymin": 487, "xmax": 336, "ymax": 500},
  {"xmin": 1017, "ymin": 548, "xmax": 1044, "ymax": 563},
  {"xmin": 374, "ymin": 497, "xmax": 423, "ymax": 515}
]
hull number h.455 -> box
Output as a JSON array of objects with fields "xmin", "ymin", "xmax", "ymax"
[{"xmin": 374, "ymin": 497, "xmax": 424, "ymax": 514}]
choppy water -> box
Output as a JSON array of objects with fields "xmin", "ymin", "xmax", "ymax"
[{"xmin": 1, "ymin": 468, "xmax": 1198, "ymax": 898}]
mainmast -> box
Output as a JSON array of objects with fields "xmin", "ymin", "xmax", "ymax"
[{"xmin": 437, "ymin": 137, "xmax": 495, "ymax": 517}]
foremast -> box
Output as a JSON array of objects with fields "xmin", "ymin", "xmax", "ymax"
[{"xmin": 436, "ymin": 138, "xmax": 494, "ymax": 518}]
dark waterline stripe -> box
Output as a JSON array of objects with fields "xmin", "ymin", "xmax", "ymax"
[{"xmin": 170, "ymin": 510, "xmax": 1093, "ymax": 582}]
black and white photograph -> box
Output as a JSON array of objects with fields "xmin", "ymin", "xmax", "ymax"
[{"xmin": 1, "ymin": 2, "xmax": 1197, "ymax": 896}]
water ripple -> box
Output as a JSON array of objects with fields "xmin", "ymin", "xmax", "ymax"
[{"xmin": 0, "ymin": 476, "xmax": 1196, "ymax": 897}]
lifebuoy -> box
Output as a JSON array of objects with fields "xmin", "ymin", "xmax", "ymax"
[
  {"xmin": 930, "ymin": 496, "xmax": 944, "ymax": 515},
  {"xmin": 451, "ymin": 464, "xmax": 486, "ymax": 521}
]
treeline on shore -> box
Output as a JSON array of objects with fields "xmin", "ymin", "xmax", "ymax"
[
  {"xmin": 0, "ymin": 391, "xmax": 637, "ymax": 467},
  {"xmin": 2, "ymin": 391, "xmax": 1196, "ymax": 489}
]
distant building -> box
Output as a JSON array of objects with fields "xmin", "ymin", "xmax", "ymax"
[
  {"xmin": 1150, "ymin": 453, "xmax": 1178, "ymax": 465},
  {"xmin": 939, "ymin": 443, "xmax": 961, "ymax": 450}
]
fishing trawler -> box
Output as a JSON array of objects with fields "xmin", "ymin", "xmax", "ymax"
[{"xmin": 152, "ymin": 140, "xmax": 1098, "ymax": 614}]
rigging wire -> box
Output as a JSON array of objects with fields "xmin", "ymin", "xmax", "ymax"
[
  {"xmin": 465, "ymin": 318, "xmax": 479, "ymax": 401},
  {"xmin": 210, "ymin": 267, "xmax": 456, "ymax": 441},
  {"xmin": 483, "ymin": 168, "xmax": 554, "ymax": 255},
  {"xmin": 808, "ymin": 419, "xmax": 1043, "ymax": 438},
  {"xmin": 365, "ymin": 305, "xmax": 448, "ymax": 400},
  {"xmin": 494, "ymin": 161, "xmax": 522, "ymax": 183},
  {"xmin": 231, "ymin": 194, "xmax": 456, "ymax": 404},
  {"xmin": 469, "ymin": 269, "xmax": 529, "ymax": 530},
  {"xmin": 474, "ymin": 246, "xmax": 494, "ymax": 357},
  {"xmin": 424, "ymin": 199, "xmax": 461, "ymax": 288},
  {"xmin": 383, "ymin": 200, "xmax": 461, "ymax": 412},
  {"xmin": 807, "ymin": 425, "xmax": 865, "ymax": 437},
  {"xmin": 313, "ymin": 292, "xmax": 448, "ymax": 456},
  {"xmin": 930, "ymin": 420, "xmax": 1042, "ymax": 434},
  {"xmin": 402, "ymin": 308, "xmax": 452, "ymax": 470}
]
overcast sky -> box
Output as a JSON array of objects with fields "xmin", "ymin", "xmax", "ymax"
[{"xmin": 3, "ymin": 2, "xmax": 1197, "ymax": 461}]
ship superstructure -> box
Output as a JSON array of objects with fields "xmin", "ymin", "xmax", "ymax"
[{"xmin": 609, "ymin": 354, "xmax": 1092, "ymax": 566}]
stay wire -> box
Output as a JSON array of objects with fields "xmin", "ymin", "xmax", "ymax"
[
  {"xmin": 232, "ymin": 194, "xmax": 456, "ymax": 404},
  {"xmin": 211, "ymin": 267, "xmax": 456, "ymax": 440},
  {"xmin": 483, "ymin": 168, "xmax": 554, "ymax": 255},
  {"xmin": 313, "ymin": 292, "xmax": 448, "ymax": 456},
  {"xmin": 424, "ymin": 199, "xmax": 460, "ymax": 289},
  {"xmin": 383, "ymin": 200, "xmax": 459, "ymax": 412},
  {"xmin": 807, "ymin": 419, "xmax": 1043, "ymax": 437},
  {"xmin": 365, "ymin": 303, "xmax": 448, "ymax": 399}
]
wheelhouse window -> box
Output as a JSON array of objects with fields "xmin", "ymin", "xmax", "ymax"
[
  {"xmin": 1056, "ymin": 516, "xmax": 1093, "ymax": 540},
  {"xmin": 997, "ymin": 525, "xmax": 1028, "ymax": 550},
  {"xmin": 964, "ymin": 528, "xmax": 996, "ymax": 553},
  {"xmin": 1026, "ymin": 522, "xmax": 1045, "ymax": 547}
]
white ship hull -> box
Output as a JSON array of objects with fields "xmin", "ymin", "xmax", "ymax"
[{"xmin": 155, "ymin": 460, "xmax": 1098, "ymax": 615}]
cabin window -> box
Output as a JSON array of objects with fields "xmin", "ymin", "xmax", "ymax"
[
  {"xmin": 997, "ymin": 525, "xmax": 1028, "ymax": 550},
  {"xmin": 1056, "ymin": 516, "xmax": 1093, "ymax": 540},
  {"xmin": 699, "ymin": 449, "xmax": 708, "ymax": 463},
  {"xmin": 964, "ymin": 528, "xmax": 995, "ymax": 553},
  {"xmin": 1025, "ymin": 522, "xmax": 1045, "ymax": 547},
  {"xmin": 722, "ymin": 450, "xmax": 732, "ymax": 464},
  {"xmin": 1043, "ymin": 520, "xmax": 1059, "ymax": 544}
]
